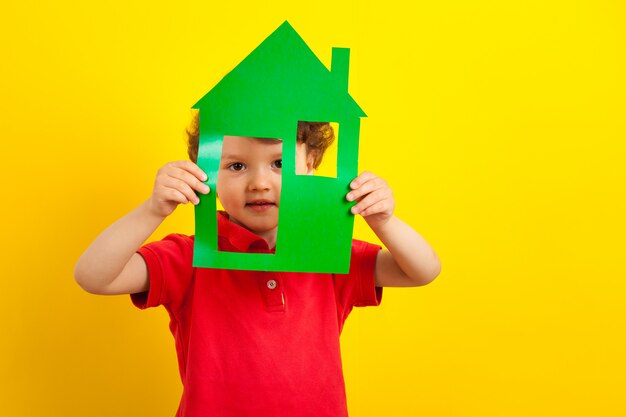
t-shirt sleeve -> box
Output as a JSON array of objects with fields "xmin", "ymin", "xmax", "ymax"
[
  {"xmin": 130, "ymin": 233, "xmax": 194, "ymax": 311},
  {"xmin": 333, "ymin": 239, "xmax": 383, "ymax": 323}
]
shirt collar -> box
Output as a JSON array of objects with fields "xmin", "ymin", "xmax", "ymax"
[{"xmin": 217, "ymin": 211, "xmax": 272, "ymax": 253}]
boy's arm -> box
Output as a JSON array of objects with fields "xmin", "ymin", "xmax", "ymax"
[
  {"xmin": 347, "ymin": 171, "xmax": 441, "ymax": 287},
  {"xmin": 74, "ymin": 161, "xmax": 209, "ymax": 295}
]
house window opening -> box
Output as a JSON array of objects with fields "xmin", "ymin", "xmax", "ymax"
[
  {"xmin": 216, "ymin": 135, "xmax": 282, "ymax": 253},
  {"xmin": 296, "ymin": 121, "xmax": 338, "ymax": 178}
]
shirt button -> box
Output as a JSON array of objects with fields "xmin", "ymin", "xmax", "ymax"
[{"xmin": 267, "ymin": 279, "xmax": 277, "ymax": 290}]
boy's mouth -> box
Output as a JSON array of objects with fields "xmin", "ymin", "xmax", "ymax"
[{"xmin": 245, "ymin": 199, "xmax": 276, "ymax": 212}]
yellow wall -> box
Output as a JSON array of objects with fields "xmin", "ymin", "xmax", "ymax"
[{"xmin": 1, "ymin": 1, "xmax": 625, "ymax": 416}]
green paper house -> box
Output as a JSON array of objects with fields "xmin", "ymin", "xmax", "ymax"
[{"xmin": 193, "ymin": 21, "xmax": 366, "ymax": 273}]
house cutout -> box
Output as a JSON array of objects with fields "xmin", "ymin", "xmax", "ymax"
[{"xmin": 193, "ymin": 21, "xmax": 366, "ymax": 273}]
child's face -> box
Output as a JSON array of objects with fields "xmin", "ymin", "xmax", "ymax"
[{"xmin": 216, "ymin": 136, "xmax": 313, "ymax": 245}]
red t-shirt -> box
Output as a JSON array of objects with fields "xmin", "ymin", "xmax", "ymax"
[{"xmin": 131, "ymin": 213, "xmax": 382, "ymax": 417}]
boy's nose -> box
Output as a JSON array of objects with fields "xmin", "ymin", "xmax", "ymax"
[{"xmin": 247, "ymin": 170, "xmax": 271, "ymax": 192}]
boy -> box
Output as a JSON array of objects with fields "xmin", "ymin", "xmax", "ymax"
[{"xmin": 75, "ymin": 119, "xmax": 441, "ymax": 417}]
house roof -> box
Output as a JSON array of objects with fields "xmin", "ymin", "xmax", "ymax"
[{"xmin": 193, "ymin": 21, "xmax": 365, "ymax": 134}]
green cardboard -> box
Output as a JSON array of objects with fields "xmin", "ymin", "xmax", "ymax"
[{"xmin": 193, "ymin": 21, "xmax": 366, "ymax": 273}]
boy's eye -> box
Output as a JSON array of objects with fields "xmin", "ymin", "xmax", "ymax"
[
  {"xmin": 272, "ymin": 159, "xmax": 282, "ymax": 169},
  {"xmin": 229, "ymin": 162, "xmax": 245, "ymax": 171}
]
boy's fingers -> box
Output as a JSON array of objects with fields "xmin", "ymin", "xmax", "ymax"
[
  {"xmin": 168, "ymin": 166, "xmax": 210, "ymax": 194},
  {"xmin": 161, "ymin": 188, "xmax": 189, "ymax": 205},
  {"xmin": 359, "ymin": 200, "xmax": 391, "ymax": 217},
  {"xmin": 160, "ymin": 177, "xmax": 200, "ymax": 205},
  {"xmin": 168, "ymin": 160, "xmax": 208, "ymax": 182},
  {"xmin": 350, "ymin": 171, "xmax": 376, "ymax": 189},
  {"xmin": 350, "ymin": 189, "xmax": 392, "ymax": 215},
  {"xmin": 346, "ymin": 177, "xmax": 386, "ymax": 201}
]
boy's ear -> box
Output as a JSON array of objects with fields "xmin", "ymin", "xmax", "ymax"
[{"xmin": 306, "ymin": 153, "xmax": 316, "ymax": 175}]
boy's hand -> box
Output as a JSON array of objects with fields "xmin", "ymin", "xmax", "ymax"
[
  {"xmin": 147, "ymin": 161, "xmax": 210, "ymax": 218},
  {"xmin": 346, "ymin": 171, "xmax": 395, "ymax": 230}
]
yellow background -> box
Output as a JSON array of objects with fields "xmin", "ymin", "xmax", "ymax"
[{"xmin": 1, "ymin": 1, "xmax": 625, "ymax": 416}]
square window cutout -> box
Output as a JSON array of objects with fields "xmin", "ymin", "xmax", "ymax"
[{"xmin": 296, "ymin": 121, "xmax": 338, "ymax": 178}]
